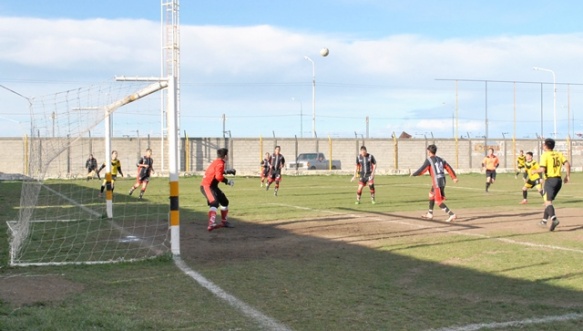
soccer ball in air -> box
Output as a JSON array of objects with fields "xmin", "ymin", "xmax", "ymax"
[{"xmin": 320, "ymin": 48, "xmax": 329, "ymax": 57}]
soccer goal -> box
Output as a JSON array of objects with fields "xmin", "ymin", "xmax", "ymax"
[{"xmin": 8, "ymin": 79, "xmax": 174, "ymax": 266}]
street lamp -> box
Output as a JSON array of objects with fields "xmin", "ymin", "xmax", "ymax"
[
  {"xmin": 0, "ymin": 84, "xmax": 32, "ymax": 134},
  {"xmin": 291, "ymin": 97, "xmax": 303, "ymax": 138},
  {"xmin": 533, "ymin": 66, "xmax": 556, "ymax": 138},
  {"xmin": 304, "ymin": 56, "xmax": 316, "ymax": 138}
]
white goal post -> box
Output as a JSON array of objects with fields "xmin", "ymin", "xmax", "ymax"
[{"xmin": 8, "ymin": 77, "xmax": 180, "ymax": 266}]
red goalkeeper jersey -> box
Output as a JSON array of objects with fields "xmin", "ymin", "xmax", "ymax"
[{"xmin": 201, "ymin": 158, "xmax": 226, "ymax": 187}]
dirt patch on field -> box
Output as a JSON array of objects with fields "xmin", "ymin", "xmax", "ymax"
[
  {"xmin": 180, "ymin": 206, "xmax": 583, "ymax": 265},
  {"xmin": 1, "ymin": 206, "xmax": 581, "ymax": 307},
  {"xmin": 0, "ymin": 274, "xmax": 84, "ymax": 307}
]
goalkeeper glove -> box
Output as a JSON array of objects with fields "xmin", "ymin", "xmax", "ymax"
[
  {"xmin": 227, "ymin": 179, "xmax": 235, "ymax": 187},
  {"xmin": 224, "ymin": 169, "xmax": 237, "ymax": 175}
]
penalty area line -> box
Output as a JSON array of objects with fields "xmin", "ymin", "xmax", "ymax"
[
  {"xmin": 387, "ymin": 218, "xmax": 583, "ymax": 254},
  {"xmin": 427, "ymin": 312, "xmax": 583, "ymax": 331},
  {"xmin": 173, "ymin": 257, "xmax": 292, "ymax": 331}
]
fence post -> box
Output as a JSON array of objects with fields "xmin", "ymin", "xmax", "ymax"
[{"xmin": 392, "ymin": 132, "xmax": 398, "ymax": 170}]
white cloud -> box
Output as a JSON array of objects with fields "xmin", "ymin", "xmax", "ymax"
[{"xmin": 2, "ymin": 17, "xmax": 583, "ymax": 138}]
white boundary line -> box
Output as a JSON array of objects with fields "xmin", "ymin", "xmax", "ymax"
[
  {"xmin": 174, "ymin": 257, "xmax": 292, "ymax": 331},
  {"xmin": 270, "ymin": 201, "xmax": 583, "ymax": 254},
  {"xmin": 269, "ymin": 201, "xmax": 583, "ymax": 330},
  {"xmin": 42, "ymin": 185, "xmax": 291, "ymax": 330},
  {"xmin": 388, "ymin": 219, "xmax": 583, "ymax": 254},
  {"xmin": 427, "ymin": 312, "xmax": 583, "ymax": 331},
  {"xmin": 36, "ymin": 187, "xmax": 292, "ymax": 331}
]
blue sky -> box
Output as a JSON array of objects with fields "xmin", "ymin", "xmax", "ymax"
[{"xmin": 2, "ymin": 1, "xmax": 583, "ymax": 139}]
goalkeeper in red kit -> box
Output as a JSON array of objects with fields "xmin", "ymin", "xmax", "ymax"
[
  {"xmin": 410, "ymin": 144, "xmax": 459, "ymax": 222},
  {"xmin": 200, "ymin": 148, "xmax": 236, "ymax": 232}
]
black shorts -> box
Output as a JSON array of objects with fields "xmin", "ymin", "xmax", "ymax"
[
  {"xmin": 359, "ymin": 174, "xmax": 374, "ymax": 185},
  {"xmin": 524, "ymin": 178, "xmax": 542, "ymax": 189},
  {"xmin": 200, "ymin": 185, "xmax": 229, "ymax": 208},
  {"xmin": 262, "ymin": 168, "xmax": 270, "ymax": 177},
  {"xmin": 270, "ymin": 170, "xmax": 281, "ymax": 180},
  {"xmin": 486, "ymin": 170, "xmax": 497, "ymax": 180},
  {"xmin": 137, "ymin": 176, "xmax": 150, "ymax": 184},
  {"xmin": 543, "ymin": 177, "xmax": 562, "ymax": 201}
]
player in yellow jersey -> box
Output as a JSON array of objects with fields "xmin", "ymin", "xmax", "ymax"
[
  {"xmin": 534, "ymin": 138, "xmax": 570, "ymax": 231},
  {"xmin": 515, "ymin": 150, "xmax": 527, "ymax": 180},
  {"xmin": 97, "ymin": 150, "xmax": 124, "ymax": 197},
  {"xmin": 481, "ymin": 148, "xmax": 499, "ymax": 192},
  {"xmin": 519, "ymin": 152, "xmax": 544, "ymax": 204}
]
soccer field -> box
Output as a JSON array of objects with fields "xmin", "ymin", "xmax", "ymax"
[{"xmin": 1, "ymin": 173, "xmax": 582, "ymax": 330}]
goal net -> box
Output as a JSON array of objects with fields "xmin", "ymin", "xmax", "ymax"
[{"xmin": 8, "ymin": 80, "xmax": 171, "ymax": 266}]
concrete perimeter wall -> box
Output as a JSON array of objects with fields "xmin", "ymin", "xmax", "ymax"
[{"xmin": 1, "ymin": 137, "xmax": 580, "ymax": 178}]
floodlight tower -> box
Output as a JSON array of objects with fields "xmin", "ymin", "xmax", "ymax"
[{"xmin": 161, "ymin": 0, "xmax": 181, "ymax": 172}]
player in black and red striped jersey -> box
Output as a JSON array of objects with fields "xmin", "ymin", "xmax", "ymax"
[
  {"xmin": 351, "ymin": 146, "xmax": 377, "ymax": 204},
  {"xmin": 265, "ymin": 146, "xmax": 285, "ymax": 196},
  {"xmin": 129, "ymin": 148, "xmax": 155, "ymax": 200},
  {"xmin": 260, "ymin": 152, "xmax": 270, "ymax": 187},
  {"xmin": 411, "ymin": 144, "xmax": 458, "ymax": 222}
]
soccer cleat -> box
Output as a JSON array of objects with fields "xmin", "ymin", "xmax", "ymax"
[
  {"xmin": 519, "ymin": 199, "xmax": 528, "ymax": 204},
  {"xmin": 355, "ymin": 201, "xmax": 361, "ymax": 205},
  {"xmin": 539, "ymin": 219, "xmax": 548, "ymax": 227},
  {"xmin": 274, "ymin": 189, "xmax": 278, "ymax": 197},
  {"xmin": 128, "ymin": 189, "xmax": 134, "ymax": 196},
  {"xmin": 260, "ymin": 183, "xmax": 263, "ymax": 187},
  {"xmin": 371, "ymin": 200, "xmax": 376, "ymax": 205},
  {"xmin": 421, "ymin": 212, "xmax": 433, "ymax": 220},
  {"xmin": 207, "ymin": 223, "xmax": 217, "ymax": 232},
  {"xmin": 445, "ymin": 214, "xmax": 457, "ymax": 223},
  {"xmin": 550, "ymin": 219, "xmax": 560, "ymax": 232},
  {"xmin": 222, "ymin": 221, "xmax": 235, "ymax": 228},
  {"xmin": 265, "ymin": 183, "xmax": 271, "ymax": 191}
]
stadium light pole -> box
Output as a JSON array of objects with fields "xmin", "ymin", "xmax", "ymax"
[
  {"xmin": 304, "ymin": 56, "xmax": 316, "ymax": 138},
  {"xmin": 533, "ymin": 67, "xmax": 556, "ymax": 138},
  {"xmin": 0, "ymin": 84, "xmax": 32, "ymax": 133}
]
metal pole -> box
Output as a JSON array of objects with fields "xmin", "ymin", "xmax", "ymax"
[
  {"xmin": 167, "ymin": 76, "xmax": 180, "ymax": 256},
  {"xmin": 551, "ymin": 70, "xmax": 557, "ymax": 139},
  {"xmin": 292, "ymin": 97, "xmax": 303, "ymax": 138},
  {"xmin": 455, "ymin": 80, "xmax": 459, "ymax": 168},
  {"xmin": 568, "ymin": 84, "xmax": 571, "ymax": 138},
  {"xmin": 222, "ymin": 113, "xmax": 226, "ymax": 138},
  {"xmin": 534, "ymin": 67, "xmax": 555, "ymax": 138},
  {"xmin": 541, "ymin": 83, "xmax": 544, "ymax": 139},
  {"xmin": 366, "ymin": 116, "xmax": 369, "ymax": 139},
  {"xmin": 304, "ymin": 56, "xmax": 316, "ymax": 138},
  {"xmin": 484, "ymin": 81, "xmax": 488, "ymax": 154}
]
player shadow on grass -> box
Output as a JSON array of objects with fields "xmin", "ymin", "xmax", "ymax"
[
  {"xmin": 560, "ymin": 224, "xmax": 583, "ymax": 232},
  {"xmin": 337, "ymin": 208, "xmax": 480, "ymax": 229}
]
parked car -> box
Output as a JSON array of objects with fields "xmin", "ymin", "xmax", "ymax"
[{"xmin": 286, "ymin": 152, "xmax": 341, "ymax": 170}]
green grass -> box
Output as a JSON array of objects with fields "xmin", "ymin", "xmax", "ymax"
[{"xmin": 1, "ymin": 173, "xmax": 582, "ymax": 330}]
